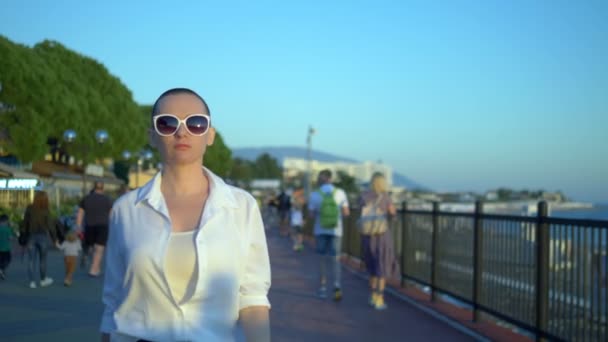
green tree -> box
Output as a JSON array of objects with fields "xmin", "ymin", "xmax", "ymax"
[
  {"xmin": 204, "ymin": 132, "xmax": 232, "ymax": 177},
  {"xmin": 0, "ymin": 36, "xmax": 147, "ymax": 164},
  {"xmin": 497, "ymin": 188, "xmax": 513, "ymax": 201},
  {"xmin": 334, "ymin": 170, "xmax": 360, "ymax": 196},
  {"xmin": 113, "ymin": 159, "xmax": 131, "ymax": 185},
  {"xmin": 229, "ymin": 158, "xmax": 254, "ymax": 184},
  {"xmin": 253, "ymin": 153, "xmax": 282, "ymax": 179}
]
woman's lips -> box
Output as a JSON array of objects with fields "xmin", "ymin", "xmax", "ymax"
[{"xmin": 174, "ymin": 143, "xmax": 191, "ymax": 150}]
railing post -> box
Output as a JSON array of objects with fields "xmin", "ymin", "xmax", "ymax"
[
  {"xmin": 431, "ymin": 201, "xmax": 439, "ymax": 302},
  {"xmin": 401, "ymin": 201, "xmax": 408, "ymax": 288},
  {"xmin": 473, "ymin": 200, "xmax": 484, "ymax": 322},
  {"xmin": 343, "ymin": 208, "xmax": 350, "ymax": 256},
  {"xmin": 535, "ymin": 201, "xmax": 549, "ymax": 341}
]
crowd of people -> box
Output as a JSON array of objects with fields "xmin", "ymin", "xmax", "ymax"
[
  {"xmin": 263, "ymin": 169, "xmax": 398, "ymax": 310},
  {"xmin": 0, "ymin": 181, "xmax": 114, "ymax": 288}
]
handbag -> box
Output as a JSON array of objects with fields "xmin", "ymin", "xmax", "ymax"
[{"xmin": 357, "ymin": 195, "xmax": 389, "ymax": 235}]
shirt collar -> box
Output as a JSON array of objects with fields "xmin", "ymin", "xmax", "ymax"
[
  {"xmin": 135, "ymin": 167, "xmax": 239, "ymax": 209},
  {"xmin": 320, "ymin": 183, "xmax": 334, "ymax": 193}
]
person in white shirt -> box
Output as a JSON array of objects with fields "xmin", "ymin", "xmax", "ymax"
[
  {"xmin": 290, "ymin": 201, "xmax": 305, "ymax": 252},
  {"xmin": 100, "ymin": 88, "xmax": 271, "ymax": 342},
  {"xmin": 307, "ymin": 169, "xmax": 349, "ymax": 302},
  {"xmin": 56, "ymin": 230, "xmax": 82, "ymax": 286}
]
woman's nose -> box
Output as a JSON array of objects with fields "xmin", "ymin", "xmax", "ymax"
[{"xmin": 175, "ymin": 122, "xmax": 189, "ymax": 137}]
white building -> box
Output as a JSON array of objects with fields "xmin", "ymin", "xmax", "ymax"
[{"xmin": 282, "ymin": 157, "xmax": 393, "ymax": 187}]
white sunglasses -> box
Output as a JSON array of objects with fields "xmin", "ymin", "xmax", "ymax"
[{"xmin": 153, "ymin": 114, "xmax": 211, "ymax": 136}]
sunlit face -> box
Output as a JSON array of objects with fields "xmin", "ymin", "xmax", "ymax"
[
  {"xmin": 149, "ymin": 93, "xmax": 215, "ymax": 166},
  {"xmin": 372, "ymin": 176, "xmax": 387, "ymax": 193}
]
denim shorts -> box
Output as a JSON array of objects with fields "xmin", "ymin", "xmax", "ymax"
[{"xmin": 315, "ymin": 234, "xmax": 342, "ymax": 257}]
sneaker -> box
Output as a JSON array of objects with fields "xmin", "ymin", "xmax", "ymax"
[
  {"xmin": 369, "ymin": 293, "xmax": 377, "ymax": 307},
  {"xmin": 29, "ymin": 281, "xmax": 37, "ymax": 289},
  {"xmin": 317, "ymin": 286, "xmax": 327, "ymax": 299},
  {"xmin": 333, "ymin": 287, "xmax": 342, "ymax": 302},
  {"xmin": 40, "ymin": 277, "xmax": 54, "ymax": 287},
  {"xmin": 374, "ymin": 296, "xmax": 387, "ymax": 310}
]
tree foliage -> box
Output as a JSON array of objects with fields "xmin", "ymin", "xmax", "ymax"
[
  {"xmin": 253, "ymin": 153, "xmax": 282, "ymax": 179},
  {"xmin": 0, "ymin": 36, "xmax": 235, "ymax": 179},
  {"xmin": 0, "ymin": 36, "xmax": 147, "ymax": 162},
  {"xmin": 334, "ymin": 170, "xmax": 360, "ymax": 196},
  {"xmin": 204, "ymin": 131, "xmax": 233, "ymax": 177},
  {"xmin": 229, "ymin": 157, "xmax": 255, "ymax": 183}
]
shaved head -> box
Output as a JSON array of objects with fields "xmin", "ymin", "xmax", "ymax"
[{"xmin": 151, "ymin": 88, "xmax": 210, "ymax": 117}]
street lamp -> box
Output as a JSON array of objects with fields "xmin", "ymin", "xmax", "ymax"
[
  {"xmin": 305, "ymin": 125, "xmax": 316, "ymax": 199},
  {"xmin": 122, "ymin": 149, "xmax": 153, "ymax": 188},
  {"xmin": 63, "ymin": 129, "xmax": 109, "ymax": 196}
]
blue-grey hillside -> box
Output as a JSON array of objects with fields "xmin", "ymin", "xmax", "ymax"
[{"xmin": 232, "ymin": 146, "xmax": 427, "ymax": 190}]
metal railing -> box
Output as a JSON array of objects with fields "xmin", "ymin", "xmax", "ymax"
[{"xmin": 341, "ymin": 201, "xmax": 607, "ymax": 341}]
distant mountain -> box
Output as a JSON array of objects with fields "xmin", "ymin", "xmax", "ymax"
[{"xmin": 231, "ymin": 146, "xmax": 428, "ymax": 190}]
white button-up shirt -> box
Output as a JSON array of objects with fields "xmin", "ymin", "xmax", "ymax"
[{"xmin": 100, "ymin": 168, "xmax": 271, "ymax": 341}]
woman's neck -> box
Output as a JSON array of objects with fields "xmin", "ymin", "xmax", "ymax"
[{"xmin": 160, "ymin": 164, "xmax": 208, "ymax": 196}]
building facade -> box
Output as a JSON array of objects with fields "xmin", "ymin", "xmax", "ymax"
[{"xmin": 282, "ymin": 157, "xmax": 393, "ymax": 187}]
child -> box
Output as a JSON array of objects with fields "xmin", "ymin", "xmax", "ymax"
[
  {"xmin": 0, "ymin": 214, "xmax": 16, "ymax": 280},
  {"xmin": 290, "ymin": 202, "xmax": 305, "ymax": 252},
  {"xmin": 56, "ymin": 230, "xmax": 82, "ymax": 286}
]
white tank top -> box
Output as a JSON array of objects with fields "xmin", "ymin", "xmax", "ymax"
[
  {"xmin": 110, "ymin": 231, "xmax": 199, "ymax": 342},
  {"xmin": 164, "ymin": 230, "xmax": 198, "ymax": 304}
]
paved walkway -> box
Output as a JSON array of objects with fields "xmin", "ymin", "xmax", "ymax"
[{"xmin": 0, "ymin": 231, "xmax": 477, "ymax": 341}]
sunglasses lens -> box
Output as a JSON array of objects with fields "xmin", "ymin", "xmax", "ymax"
[
  {"xmin": 186, "ymin": 115, "xmax": 210, "ymax": 135},
  {"xmin": 155, "ymin": 115, "xmax": 179, "ymax": 135}
]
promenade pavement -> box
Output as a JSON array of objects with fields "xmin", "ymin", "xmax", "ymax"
[{"xmin": 0, "ymin": 229, "xmax": 477, "ymax": 341}]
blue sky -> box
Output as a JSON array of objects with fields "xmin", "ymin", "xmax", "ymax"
[{"xmin": 2, "ymin": 0, "xmax": 607, "ymax": 202}]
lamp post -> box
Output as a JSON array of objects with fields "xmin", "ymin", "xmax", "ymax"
[
  {"xmin": 63, "ymin": 129, "xmax": 109, "ymax": 196},
  {"xmin": 305, "ymin": 125, "xmax": 316, "ymax": 199},
  {"xmin": 122, "ymin": 149, "xmax": 153, "ymax": 188}
]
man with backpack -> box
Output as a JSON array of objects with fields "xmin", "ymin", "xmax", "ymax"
[{"xmin": 307, "ymin": 169, "xmax": 350, "ymax": 301}]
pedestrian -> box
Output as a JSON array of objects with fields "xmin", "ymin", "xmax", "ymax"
[
  {"xmin": 308, "ymin": 169, "xmax": 350, "ymax": 301},
  {"xmin": 0, "ymin": 214, "xmax": 16, "ymax": 280},
  {"xmin": 290, "ymin": 201, "xmax": 305, "ymax": 251},
  {"xmin": 276, "ymin": 189, "xmax": 291, "ymax": 237},
  {"xmin": 22, "ymin": 191, "xmax": 57, "ymax": 288},
  {"xmin": 101, "ymin": 88, "xmax": 271, "ymax": 342},
  {"xmin": 56, "ymin": 230, "xmax": 82, "ymax": 286},
  {"xmin": 358, "ymin": 172, "xmax": 397, "ymax": 310},
  {"xmin": 76, "ymin": 181, "xmax": 113, "ymax": 276}
]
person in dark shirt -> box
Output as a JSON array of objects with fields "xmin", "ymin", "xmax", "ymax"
[
  {"xmin": 23, "ymin": 191, "xmax": 58, "ymax": 288},
  {"xmin": 276, "ymin": 190, "xmax": 291, "ymax": 237},
  {"xmin": 76, "ymin": 181, "xmax": 113, "ymax": 276}
]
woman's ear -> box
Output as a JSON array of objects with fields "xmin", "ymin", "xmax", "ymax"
[{"xmin": 206, "ymin": 127, "xmax": 216, "ymax": 146}]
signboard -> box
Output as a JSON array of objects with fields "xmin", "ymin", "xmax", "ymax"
[
  {"xmin": 0, "ymin": 178, "xmax": 39, "ymax": 190},
  {"xmin": 250, "ymin": 179, "xmax": 281, "ymax": 190},
  {"xmin": 85, "ymin": 164, "xmax": 104, "ymax": 177}
]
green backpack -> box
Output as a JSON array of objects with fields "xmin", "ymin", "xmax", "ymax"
[{"xmin": 319, "ymin": 189, "xmax": 339, "ymax": 229}]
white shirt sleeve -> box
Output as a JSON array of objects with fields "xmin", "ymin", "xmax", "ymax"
[
  {"xmin": 100, "ymin": 207, "xmax": 127, "ymax": 333},
  {"xmin": 238, "ymin": 197, "xmax": 271, "ymax": 311}
]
